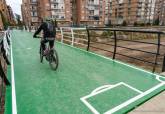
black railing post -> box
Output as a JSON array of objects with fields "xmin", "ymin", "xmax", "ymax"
[
  {"xmin": 162, "ymin": 55, "xmax": 165, "ymax": 72},
  {"xmin": 153, "ymin": 33, "xmax": 161, "ymax": 73},
  {"xmin": 113, "ymin": 30, "xmax": 117, "ymax": 59},
  {"xmin": 86, "ymin": 27, "xmax": 90, "ymax": 51}
]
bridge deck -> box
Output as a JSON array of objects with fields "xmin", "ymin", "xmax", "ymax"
[{"xmin": 5, "ymin": 30, "xmax": 165, "ymax": 114}]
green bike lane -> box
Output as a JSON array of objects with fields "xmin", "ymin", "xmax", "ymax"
[{"xmin": 4, "ymin": 30, "xmax": 165, "ymax": 114}]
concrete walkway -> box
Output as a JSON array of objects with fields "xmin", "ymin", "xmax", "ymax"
[
  {"xmin": 130, "ymin": 73, "xmax": 165, "ymax": 114},
  {"xmin": 130, "ymin": 90, "xmax": 165, "ymax": 114}
]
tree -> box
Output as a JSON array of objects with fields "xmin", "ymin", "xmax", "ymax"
[
  {"xmin": 134, "ymin": 22, "xmax": 138, "ymax": 26},
  {"xmin": 122, "ymin": 20, "xmax": 127, "ymax": 26},
  {"xmin": 153, "ymin": 18, "xmax": 159, "ymax": 25}
]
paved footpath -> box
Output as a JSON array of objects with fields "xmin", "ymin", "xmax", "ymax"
[
  {"xmin": 4, "ymin": 30, "xmax": 165, "ymax": 114},
  {"xmin": 130, "ymin": 91, "xmax": 165, "ymax": 114}
]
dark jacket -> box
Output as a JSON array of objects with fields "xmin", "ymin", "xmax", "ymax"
[{"xmin": 34, "ymin": 21, "xmax": 57, "ymax": 38}]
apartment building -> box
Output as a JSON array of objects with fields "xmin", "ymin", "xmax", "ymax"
[
  {"xmin": 72, "ymin": 0, "xmax": 106, "ymax": 26},
  {"xmin": 22, "ymin": 0, "xmax": 72, "ymax": 27},
  {"xmin": 154, "ymin": 0, "xmax": 165, "ymax": 25},
  {"xmin": 21, "ymin": 0, "xmax": 107, "ymax": 27},
  {"xmin": 105, "ymin": 0, "xmax": 156, "ymax": 25},
  {"xmin": 21, "ymin": 0, "xmax": 39, "ymax": 27},
  {"xmin": 21, "ymin": 1, "xmax": 27, "ymax": 27},
  {"xmin": 22, "ymin": 0, "xmax": 164, "ymax": 26}
]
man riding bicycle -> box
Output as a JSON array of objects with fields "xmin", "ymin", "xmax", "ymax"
[{"xmin": 33, "ymin": 18, "xmax": 57, "ymax": 55}]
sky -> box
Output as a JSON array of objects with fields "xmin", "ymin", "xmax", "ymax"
[{"xmin": 6, "ymin": 0, "xmax": 22, "ymax": 15}]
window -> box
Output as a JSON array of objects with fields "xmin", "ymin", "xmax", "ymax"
[
  {"xmin": 31, "ymin": 6, "xmax": 36, "ymax": 10},
  {"xmin": 128, "ymin": 0, "xmax": 131, "ymax": 4},
  {"xmin": 54, "ymin": 4, "xmax": 57, "ymax": 8},
  {"xmin": 31, "ymin": 11, "xmax": 37, "ymax": 17}
]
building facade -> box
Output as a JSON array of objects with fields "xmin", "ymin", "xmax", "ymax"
[
  {"xmin": 22, "ymin": 0, "xmax": 72, "ymax": 27},
  {"xmin": 21, "ymin": 0, "xmax": 165, "ymax": 26},
  {"xmin": 0, "ymin": 13, "xmax": 3, "ymax": 30},
  {"xmin": 21, "ymin": 0, "xmax": 39, "ymax": 27},
  {"xmin": 22, "ymin": 0, "xmax": 107, "ymax": 27},
  {"xmin": 154, "ymin": 0, "xmax": 165, "ymax": 25},
  {"xmin": 105, "ymin": 0, "xmax": 157, "ymax": 25},
  {"xmin": 0, "ymin": 0, "xmax": 10, "ymax": 29},
  {"xmin": 141, "ymin": 0, "xmax": 157, "ymax": 24},
  {"xmin": 71, "ymin": 0, "xmax": 106, "ymax": 26}
]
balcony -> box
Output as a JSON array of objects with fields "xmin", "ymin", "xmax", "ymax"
[
  {"xmin": 30, "ymin": 0, "xmax": 37, "ymax": 5},
  {"xmin": 88, "ymin": 2, "xmax": 99, "ymax": 7},
  {"xmin": 88, "ymin": 6, "xmax": 95, "ymax": 10},
  {"xmin": 50, "ymin": 0, "xmax": 59, "ymax": 4}
]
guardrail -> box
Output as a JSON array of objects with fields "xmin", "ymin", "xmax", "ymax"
[
  {"xmin": 57, "ymin": 27, "xmax": 165, "ymax": 73},
  {"xmin": 0, "ymin": 29, "xmax": 11, "ymax": 112}
]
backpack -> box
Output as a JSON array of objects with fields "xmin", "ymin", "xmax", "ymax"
[{"xmin": 46, "ymin": 21, "xmax": 54, "ymax": 34}]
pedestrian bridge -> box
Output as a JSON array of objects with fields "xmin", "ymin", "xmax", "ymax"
[{"xmin": 1, "ymin": 30, "xmax": 165, "ymax": 114}]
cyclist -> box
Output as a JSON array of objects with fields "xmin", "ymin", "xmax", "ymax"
[{"xmin": 33, "ymin": 18, "xmax": 57, "ymax": 55}]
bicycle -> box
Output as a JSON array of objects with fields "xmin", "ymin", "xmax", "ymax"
[{"xmin": 36, "ymin": 36, "xmax": 59, "ymax": 70}]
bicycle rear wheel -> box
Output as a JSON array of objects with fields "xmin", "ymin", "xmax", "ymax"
[{"xmin": 49, "ymin": 49, "xmax": 59, "ymax": 70}]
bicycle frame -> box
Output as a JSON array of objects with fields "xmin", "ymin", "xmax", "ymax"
[{"xmin": 38, "ymin": 37, "xmax": 59, "ymax": 70}]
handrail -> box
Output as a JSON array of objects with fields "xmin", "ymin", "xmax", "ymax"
[
  {"xmin": 57, "ymin": 27, "xmax": 165, "ymax": 73},
  {"xmin": 59, "ymin": 27, "xmax": 88, "ymax": 47},
  {"xmin": 86, "ymin": 27, "xmax": 165, "ymax": 73},
  {"xmin": 87, "ymin": 27, "xmax": 165, "ymax": 34},
  {"xmin": 91, "ymin": 41, "xmax": 164, "ymax": 56},
  {"xmin": 0, "ymin": 30, "xmax": 11, "ymax": 85}
]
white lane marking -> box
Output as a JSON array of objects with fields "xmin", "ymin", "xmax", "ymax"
[
  {"xmin": 122, "ymin": 83, "xmax": 143, "ymax": 94},
  {"xmin": 80, "ymin": 83, "xmax": 123, "ymax": 114},
  {"xmin": 91, "ymin": 85, "xmax": 113, "ymax": 94},
  {"xmin": 81, "ymin": 98, "xmax": 100, "ymax": 114},
  {"xmin": 104, "ymin": 83, "xmax": 165, "ymax": 114},
  {"xmin": 11, "ymin": 35, "xmax": 17, "ymax": 114},
  {"xmin": 80, "ymin": 82, "xmax": 143, "ymax": 114},
  {"xmin": 156, "ymin": 75, "xmax": 165, "ymax": 83},
  {"xmin": 27, "ymin": 48, "xmax": 31, "ymax": 50}
]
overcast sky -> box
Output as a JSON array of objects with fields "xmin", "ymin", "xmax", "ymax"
[{"xmin": 6, "ymin": 0, "xmax": 22, "ymax": 15}]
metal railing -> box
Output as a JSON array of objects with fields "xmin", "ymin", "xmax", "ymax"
[
  {"xmin": 86, "ymin": 27, "xmax": 165, "ymax": 73},
  {"xmin": 57, "ymin": 27, "xmax": 88, "ymax": 48},
  {"xmin": 0, "ymin": 29, "xmax": 11, "ymax": 112},
  {"xmin": 57, "ymin": 27, "xmax": 165, "ymax": 73}
]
